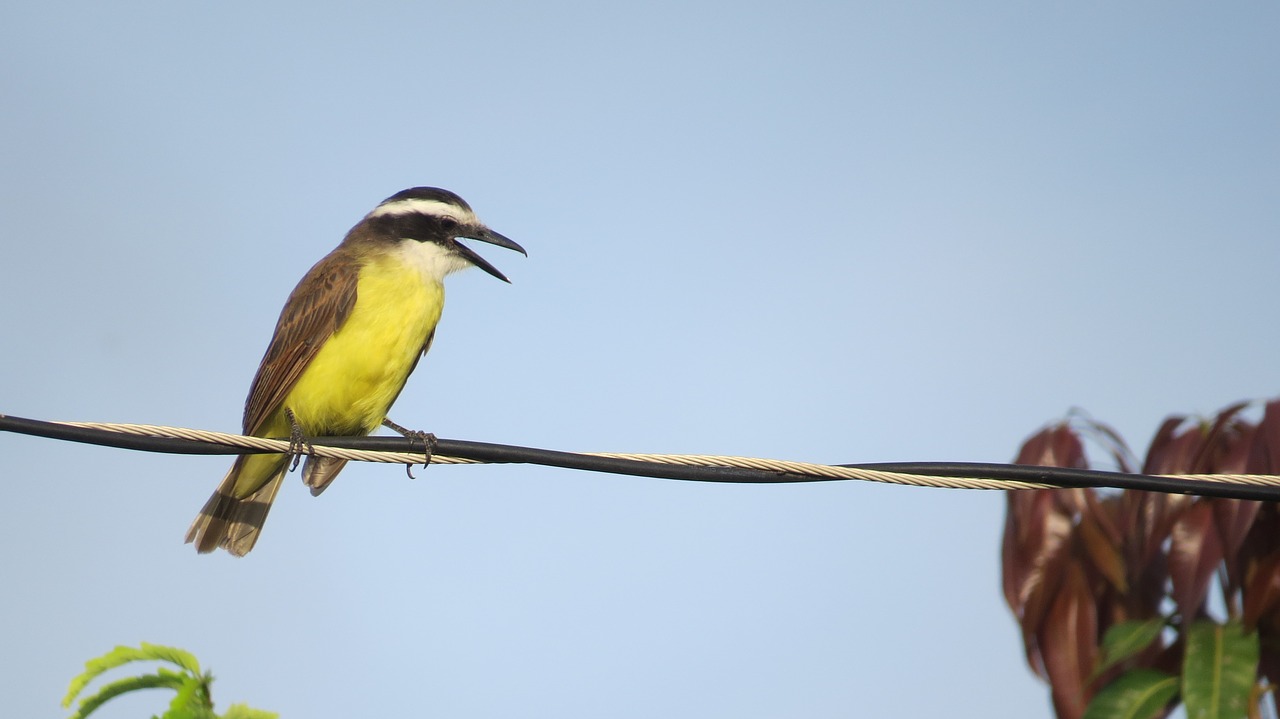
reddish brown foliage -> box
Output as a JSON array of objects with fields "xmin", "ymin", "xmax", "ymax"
[{"xmin": 1002, "ymin": 400, "xmax": 1280, "ymax": 719}]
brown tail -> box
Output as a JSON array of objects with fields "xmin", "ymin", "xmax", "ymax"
[
  {"xmin": 302, "ymin": 456, "xmax": 350, "ymax": 496},
  {"xmin": 185, "ymin": 456, "xmax": 287, "ymax": 556}
]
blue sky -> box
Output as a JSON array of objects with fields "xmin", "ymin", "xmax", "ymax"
[{"xmin": 2, "ymin": 3, "xmax": 1278, "ymax": 717}]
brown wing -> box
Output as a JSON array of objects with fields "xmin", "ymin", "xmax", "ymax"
[{"xmin": 242, "ymin": 249, "xmax": 360, "ymax": 435}]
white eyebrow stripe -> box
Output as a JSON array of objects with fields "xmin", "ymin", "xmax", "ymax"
[{"xmin": 368, "ymin": 198, "xmax": 477, "ymax": 223}]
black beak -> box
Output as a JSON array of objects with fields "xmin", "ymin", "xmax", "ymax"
[{"xmin": 453, "ymin": 227, "xmax": 527, "ymax": 283}]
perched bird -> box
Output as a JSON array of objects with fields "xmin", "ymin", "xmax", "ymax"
[{"xmin": 186, "ymin": 187, "xmax": 525, "ymax": 556}]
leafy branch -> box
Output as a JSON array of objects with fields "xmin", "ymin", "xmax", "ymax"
[
  {"xmin": 62, "ymin": 643, "xmax": 276, "ymax": 719},
  {"xmin": 1004, "ymin": 399, "xmax": 1280, "ymax": 719}
]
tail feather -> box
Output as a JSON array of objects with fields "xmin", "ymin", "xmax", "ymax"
[
  {"xmin": 186, "ymin": 457, "xmax": 288, "ymax": 556},
  {"xmin": 302, "ymin": 457, "xmax": 350, "ymax": 497},
  {"xmin": 187, "ymin": 444, "xmax": 355, "ymax": 555}
]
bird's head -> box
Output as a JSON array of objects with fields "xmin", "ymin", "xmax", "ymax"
[{"xmin": 356, "ymin": 186, "xmax": 527, "ymax": 282}]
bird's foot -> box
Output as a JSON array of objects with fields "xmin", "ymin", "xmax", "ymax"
[
  {"xmin": 284, "ymin": 408, "xmax": 315, "ymax": 472},
  {"xmin": 382, "ymin": 417, "xmax": 437, "ymax": 479}
]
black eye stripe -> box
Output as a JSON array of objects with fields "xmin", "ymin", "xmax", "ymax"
[{"xmin": 371, "ymin": 211, "xmax": 465, "ymax": 240}]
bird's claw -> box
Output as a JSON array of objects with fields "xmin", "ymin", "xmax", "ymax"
[
  {"xmin": 284, "ymin": 408, "xmax": 314, "ymax": 472},
  {"xmin": 382, "ymin": 417, "xmax": 437, "ymax": 478}
]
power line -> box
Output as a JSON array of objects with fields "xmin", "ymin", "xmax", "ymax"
[{"xmin": 3, "ymin": 412, "xmax": 1280, "ymax": 500}]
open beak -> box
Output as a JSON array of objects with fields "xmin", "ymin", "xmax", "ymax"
[{"xmin": 453, "ymin": 227, "xmax": 527, "ymax": 283}]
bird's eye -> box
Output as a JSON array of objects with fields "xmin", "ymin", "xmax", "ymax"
[{"xmin": 439, "ymin": 216, "xmax": 459, "ymax": 230}]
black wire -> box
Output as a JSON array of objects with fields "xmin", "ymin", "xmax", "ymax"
[{"xmin": 2, "ymin": 412, "xmax": 1277, "ymax": 501}]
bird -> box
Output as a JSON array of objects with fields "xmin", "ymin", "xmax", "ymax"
[{"xmin": 185, "ymin": 187, "xmax": 525, "ymax": 556}]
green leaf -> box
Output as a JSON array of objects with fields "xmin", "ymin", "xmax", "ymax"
[
  {"xmin": 1182, "ymin": 620, "xmax": 1260, "ymax": 719},
  {"xmin": 221, "ymin": 703, "xmax": 280, "ymax": 719},
  {"xmin": 62, "ymin": 643, "xmax": 261, "ymax": 719},
  {"xmin": 65, "ymin": 672, "xmax": 189, "ymax": 719},
  {"xmin": 161, "ymin": 698, "xmax": 217, "ymax": 719},
  {"xmin": 63, "ymin": 643, "xmax": 202, "ymax": 708},
  {"xmin": 162, "ymin": 672, "xmax": 215, "ymax": 719},
  {"xmin": 139, "ymin": 643, "xmax": 203, "ymax": 675},
  {"xmin": 1093, "ymin": 618, "xmax": 1167, "ymax": 681},
  {"xmin": 1083, "ymin": 669, "xmax": 1178, "ymax": 719}
]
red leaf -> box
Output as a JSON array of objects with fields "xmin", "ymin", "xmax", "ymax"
[
  {"xmin": 1003, "ymin": 490, "xmax": 1074, "ymax": 677},
  {"xmin": 1016, "ymin": 424, "xmax": 1088, "ymax": 469},
  {"xmin": 1112, "ymin": 492, "xmax": 1175, "ymax": 614},
  {"xmin": 1134, "ymin": 491, "xmax": 1192, "ymax": 567},
  {"xmin": 1077, "ymin": 414, "xmax": 1138, "ymax": 473},
  {"xmin": 1213, "ymin": 498, "xmax": 1262, "ymax": 595},
  {"xmin": 1142, "ymin": 416, "xmax": 1190, "ymax": 475},
  {"xmin": 1168, "ymin": 502, "xmax": 1223, "ymax": 619},
  {"xmin": 1247, "ymin": 400, "xmax": 1280, "ymax": 473},
  {"xmin": 1197, "ymin": 404, "xmax": 1252, "ymax": 472},
  {"xmin": 1078, "ymin": 511, "xmax": 1127, "ymax": 593},
  {"xmin": 1243, "ymin": 551, "xmax": 1280, "ymax": 631},
  {"xmin": 1001, "ymin": 492, "xmax": 1024, "ymax": 614},
  {"xmin": 1037, "ymin": 561, "xmax": 1098, "ymax": 719},
  {"xmin": 1084, "ymin": 490, "xmax": 1125, "ymax": 551},
  {"xmin": 1239, "ymin": 505, "xmax": 1280, "ymax": 600},
  {"xmin": 1006, "ymin": 422, "xmax": 1091, "ymax": 678},
  {"xmin": 1217, "ymin": 423, "xmax": 1257, "ymax": 474},
  {"xmin": 1145, "ymin": 422, "xmax": 1206, "ymax": 475},
  {"xmin": 1259, "ymin": 623, "xmax": 1280, "ymax": 687}
]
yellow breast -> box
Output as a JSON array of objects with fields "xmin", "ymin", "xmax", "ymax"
[{"xmin": 282, "ymin": 252, "xmax": 445, "ymax": 435}]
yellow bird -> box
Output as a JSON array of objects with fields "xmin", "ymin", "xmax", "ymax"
[{"xmin": 186, "ymin": 187, "xmax": 525, "ymax": 555}]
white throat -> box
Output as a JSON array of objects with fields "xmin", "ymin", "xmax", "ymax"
[{"xmin": 392, "ymin": 238, "xmax": 472, "ymax": 283}]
